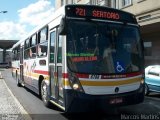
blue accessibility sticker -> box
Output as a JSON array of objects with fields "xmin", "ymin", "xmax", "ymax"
[{"xmin": 115, "ymin": 61, "xmax": 125, "ymax": 73}]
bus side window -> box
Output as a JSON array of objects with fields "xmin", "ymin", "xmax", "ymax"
[
  {"xmin": 24, "ymin": 39, "xmax": 30, "ymax": 59},
  {"xmin": 37, "ymin": 43, "xmax": 48, "ymax": 57},
  {"xmin": 50, "ymin": 31, "xmax": 56, "ymax": 63},
  {"xmin": 37, "ymin": 26, "xmax": 48, "ymax": 57},
  {"xmin": 29, "ymin": 49, "xmax": 32, "ymax": 58},
  {"xmin": 31, "ymin": 47, "xmax": 36, "ymax": 57},
  {"xmin": 37, "ymin": 45, "xmax": 43, "ymax": 56},
  {"xmin": 30, "ymin": 34, "xmax": 37, "ymax": 58}
]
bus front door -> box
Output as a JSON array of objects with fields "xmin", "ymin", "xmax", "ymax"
[
  {"xmin": 20, "ymin": 46, "xmax": 24, "ymax": 85},
  {"xmin": 49, "ymin": 30, "xmax": 64, "ymax": 106}
]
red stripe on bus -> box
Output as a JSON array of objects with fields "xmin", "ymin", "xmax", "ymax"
[
  {"xmin": 76, "ymin": 73, "xmax": 89, "ymax": 78},
  {"xmin": 34, "ymin": 70, "xmax": 49, "ymax": 75},
  {"xmin": 62, "ymin": 73, "xmax": 89, "ymax": 79},
  {"xmin": 63, "ymin": 73, "xmax": 68, "ymax": 78},
  {"xmin": 126, "ymin": 72, "xmax": 142, "ymax": 77},
  {"xmin": 63, "ymin": 72, "xmax": 142, "ymax": 79},
  {"xmin": 101, "ymin": 72, "xmax": 142, "ymax": 79}
]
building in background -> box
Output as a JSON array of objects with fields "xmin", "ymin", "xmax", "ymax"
[
  {"xmin": 0, "ymin": 49, "xmax": 3, "ymax": 63},
  {"xmin": 55, "ymin": 0, "xmax": 160, "ymax": 66},
  {"xmin": 55, "ymin": 0, "xmax": 117, "ymax": 9},
  {"xmin": 117, "ymin": 0, "xmax": 160, "ymax": 66},
  {"xmin": 0, "ymin": 49, "xmax": 12, "ymax": 67},
  {"xmin": 0, "ymin": 40, "xmax": 18, "ymax": 67}
]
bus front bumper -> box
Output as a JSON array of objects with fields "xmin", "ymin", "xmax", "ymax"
[{"xmin": 64, "ymin": 86, "xmax": 145, "ymax": 112}]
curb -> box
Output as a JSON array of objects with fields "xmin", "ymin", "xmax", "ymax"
[{"xmin": 1, "ymin": 77, "xmax": 32, "ymax": 120}]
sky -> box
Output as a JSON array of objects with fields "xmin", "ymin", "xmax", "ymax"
[{"xmin": 0, "ymin": 0, "xmax": 55, "ymax": 40}]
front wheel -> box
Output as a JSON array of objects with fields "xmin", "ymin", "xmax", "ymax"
[{"xmin": 41, "ymin": 80, "xmax": 51, "ymax": 107}]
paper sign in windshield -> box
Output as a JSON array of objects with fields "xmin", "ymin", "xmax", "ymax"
[{"xmin": 72, "ymin": 56, "xmax": 97, "ymax": 62}]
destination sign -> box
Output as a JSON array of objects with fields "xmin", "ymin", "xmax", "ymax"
[
  {"xmin": 65, "ymin": 5, "xmax": 137, "ymax": 23},
  {"xmin": 75, "ymin": 7, "xmax": 120, "ymax": 20}
]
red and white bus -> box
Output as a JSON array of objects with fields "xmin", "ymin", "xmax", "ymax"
[{"xmin": 12, "ymin": 5, "xmax": 145, "ymax": 112}]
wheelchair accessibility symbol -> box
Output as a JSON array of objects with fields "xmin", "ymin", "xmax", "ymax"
[{"xmin": 116, "ymin": 62, "xmax": 124, "ymax": 72}]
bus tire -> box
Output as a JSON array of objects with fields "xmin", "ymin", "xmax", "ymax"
[{"xmin": 41, "ymin": 80, "xmax": 51, "ymax": 107}]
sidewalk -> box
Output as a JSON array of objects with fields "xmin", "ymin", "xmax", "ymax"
[{"xmin": 0, "ymin": 72, "xmax": 32, "ymax": 120}]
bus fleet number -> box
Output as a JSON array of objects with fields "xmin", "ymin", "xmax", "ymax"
[{"xmin": 89, "ymin": 75, "xmax": 101, "ymax": 79}]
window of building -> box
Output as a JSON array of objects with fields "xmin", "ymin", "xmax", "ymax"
[
  {"xmin": 90, "ymin": 0, "xmax": 116, "ymax": 8},
  {"xmin": 144, "ymin": 42, "xmax": 152, "ymax": 56},
  {"xmin": 86, "ymin": 2, "xmax": 90, "ymax": 5},
  {"xmin": 122, "ymin": 0, "xmax": 132, "ymax": 7},
  {"xmin": 137, "ymin": 0, "xmax": 146, "ymax": 3},
  {"xmin": 98, "ymin": 0, "xmax": 107, "ymax": 6},
  {"xmin": 91, "ymin": 0, "xmax": 101, "ymax": 5},
  {"xmin": 77, "ymin": 0, "xmax": 81, "ymax": 2},
  {"xmin": 61, "ymin": 0, "xmax": 64, "ymax": 6}
]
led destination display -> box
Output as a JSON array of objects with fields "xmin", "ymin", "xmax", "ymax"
[{"xmin": 66, "ymin": 5, "xmax": 137, "ymax": 23}]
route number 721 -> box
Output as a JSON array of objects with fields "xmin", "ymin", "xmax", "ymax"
[{"xmin": 76, "ymin": 8, "xmax": 86, "ymax": 16}]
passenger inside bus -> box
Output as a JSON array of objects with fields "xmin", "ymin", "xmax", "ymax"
[
  {"xmin": 29, "ymin": 49, "xmax": 33, "ymax": 58},
  {"xmin": 37, "ymin": 45, "xmax": 43, "ymax": 56},
  {"xmin": 126, "ymin": 41, "xmax": 139, "ymax": 72},
  {"xmin": 103, "ymin": 45, "xmax": 115, "ymax": 73}
]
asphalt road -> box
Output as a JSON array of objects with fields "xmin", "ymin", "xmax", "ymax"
[{"xmin": 1, "ymin": 68, "xmax": 160, "ymax": 120}]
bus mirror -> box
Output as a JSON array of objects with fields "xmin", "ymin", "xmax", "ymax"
[{"xmin": 59, "ymin": 17, "xmax": 66, "ymax": 35}]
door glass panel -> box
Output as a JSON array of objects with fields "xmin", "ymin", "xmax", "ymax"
[
  {"xmin": 57, "ymin": 36, "xmax": 62, "ymax": 63},
  {"xmin": 58, "ymin": 66, "xmax": 63, "ymax": 99},
  {"xmin": 50, "ymin": 66, "xmax": 55, "ymax": 97},
  {"xmin": 50, "ymin": 32, "xmax": 56, "ymax": 63},
  {"xmin": 50, "ymin": 31, "xmax": 56, "ymax": 98},
  {"xmin": 57, "ymin": 36, "xmax": 63, "ymax": 99}
]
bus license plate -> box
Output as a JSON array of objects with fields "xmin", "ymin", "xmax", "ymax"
[{"xmin": 110, "ymin": 98, "xmax": 123, "ymax": 104}]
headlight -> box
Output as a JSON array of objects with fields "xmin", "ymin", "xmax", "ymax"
[
  {"xmin": 68, "ymin": 73, "xmax": 84, "ymax": 92},
  {"xmin": 141, "ymin": 79, "xmax": 144, "ymax": 84}
]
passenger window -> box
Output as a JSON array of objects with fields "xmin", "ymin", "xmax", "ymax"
[
  {"xmin": 24, "ymin": 49, "xmax": 29, "ymax": 59},
  {"xmin": 31, "ymin": 47, "xmax": 36, "ymax": 58},
  {"xmin": 31, "ymin": 34, "xmax": 37, "ymax": 46},
  {"xmin": 30, "ymin": 34, "xmax": 37, "ymax": 58},
  {"xmin": 25, "ymin": 39, "xmax": 30, "ymax": 49},
  {"xmin": 39, "ymin": 27, "xmax": 48, "ymax": 43},
  {"xmin": 37, "ymin": 43, "xmax": 48, "ymax": 57},
  {"xmin": 37, "ymin": 26, "xmax": 48, "ymax": 57},
  {"xmin": 24, "ymin": 39, "xmax": 30, "ymax": 59}
]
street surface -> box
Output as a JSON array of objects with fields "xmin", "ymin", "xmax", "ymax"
[{"xmin": 1, "ymin": 68, "xmax": 160, "ymax": 120}]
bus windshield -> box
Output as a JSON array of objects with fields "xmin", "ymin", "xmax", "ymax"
[{"xmin": 67, "ymin": 19, "xmax": 142, "ymax": 74}]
